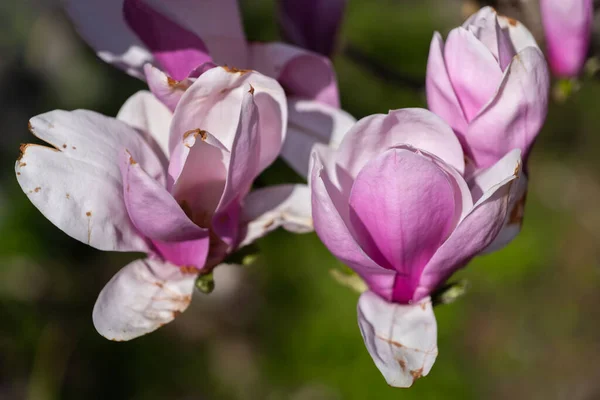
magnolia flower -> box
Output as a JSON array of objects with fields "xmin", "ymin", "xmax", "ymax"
[
  {"xmin": 310, "ymin": 108, "xmax": 523, "ymax": 387},
  {"xmin": 16, "ymin": 68, "xmax": 312, "ymax": 341},
  {"xmin": 278, "ymin": 0, "xmax": 347, "ymax": 56},
  {"xmin": 65, "ymin": 0, "xmax": 351, "ymax": 180},
  {"xmin": 540, "ymin": 0, "xmax": 593, "ymax": 77},
  {"xmin": 426, "ymin": 6, "xmax": 549, "ymax": 251}
]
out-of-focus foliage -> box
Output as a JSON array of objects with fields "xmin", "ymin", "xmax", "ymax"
[{"xmin": 2, "ymin": 0, "xmax": 600, "ymax": 399}]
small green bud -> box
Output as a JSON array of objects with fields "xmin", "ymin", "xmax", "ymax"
[{"xmin": 195, "ymin": 272, "xmax": 215, "ymax": 294}]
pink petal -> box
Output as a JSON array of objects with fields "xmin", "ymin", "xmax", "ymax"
[
  {"xmin": 65, "ymin": 0, "xmax": 152, "ymax": 79},
  {"xmin": 239, "ymin": 184, "xmax": 313, "ymax": 247},
  {"xmin": 117, "ymin": 89, "xmax": 172, "ymax": 160},
  {"xmin": 467, "ymin": 47, "xmax": 550, "ymax": 169},
  {"xmin": 123, "ymin": 0, "xmax": 212, "ymax": 81},
  {"xmin": 426, "ymin": 32, "xmax": 468, "ymax": 141},
  {"xmin": 249, "ymin": 42, "xmax": 340, "ymax": 107},
  {"xmin": 416, "ymin": 149, "xmax": 523, "ymax": 300},
  {"xmin": 540, "ymin": 0, "xmax": 593, "ymax": 77},
  {"xmin": 357, "ymin": 291, "xmax": 438, "ymax": 388},
  {"xmin": 145, "ymin": 0, "xmax": 249, "ymax": 67},
  {"xmin": 336, "ymin": 108, "xmax": 465, "ymax": 178},
  {"xmin": 278, "ymin": 0, "xmax": 346, "ymax": 56},
  {"xmin": 169, "ymin": 67, "xmax": 286, "ymax": 174},
  {"xmin": 93, "ymin": 257, "xmax": 197, "ymax": 341},
  {"xmin": 444, "ymin": 27, "xmax": 503, "ymax": 121},
  {"xmin": 16, "ymin": 110, "xmax": 165, "ymax": 252},
  {"xmin": 310, "ymin": 152, "xmax": 396, "ymax": 300},
  {"xmin": 348, "ymin": 149, "xmax": 458, "ymax": 303},
  {"xmin": 282, "ymin": 98, "xmax": 356, "ymax": 178}
]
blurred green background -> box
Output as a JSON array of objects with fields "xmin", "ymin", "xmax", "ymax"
[{"xmin": 2, "ymin": 0, "xmax": 600, "ymax": 399}]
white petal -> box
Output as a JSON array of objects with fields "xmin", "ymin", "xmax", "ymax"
[
  {"xmin": 497, "ymin": 14, "xmax": 540, "ymax": 53},
  {"xmin": 117, "ymin": 90, "xmax": 173, "ymax": 159},
  {"xmin": 93, "ymin": 257, "xmax": 198, "ymax": 341},
  {"xmin": 357, "ymin": 291, "xmax": 438, "ymax": 388},
  {"xmin": 16, "ymin": 110, "xmax": 165, "ymax": 252},
  {"xmin": 239, "ymin": 184, "xmax": 313, "ymax": 247},
  {"xmin": 282, "ymin": 98, "xmax": 356, "ymax": 179}
]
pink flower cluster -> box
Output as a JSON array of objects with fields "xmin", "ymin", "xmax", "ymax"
[{"xmin": 15, "ymin": 1, "xmax": 550, "ymax": 388}]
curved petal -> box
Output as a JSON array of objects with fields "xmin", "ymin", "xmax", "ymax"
[
  {"xmin": 239, "ymin": 184, "xmax": 313, "ymax": 247},
  {"xmin": 123, "ymin": 0, "xmax": 212, "ymax": 81},
  {"xmin": 65, "ymin": 0, "xmax": 152, "ymax": 79},
  {"xmin": 117, "ymin": 90, "xmax": 172, "ymax": 160},
  {"xmin": 310, "ymin": 152, "xmax": 395, "ymax": 298},
  {"xmin": 282, "ymin": 98, "xmax": 355, "ymax": 178},
  {"xmin": 357, "ymin": 291, "xmax": 438, "ymax": 388},
  {"xmin": 16, "ymin": 110, "xmax": 165, "ymax": 252},
  {"xmin": 416, "ymin": 149, "xmax": 523, "ymax": 300},
  {"xmin": 497, "ymin": 14, "xmax": 540, "ymax": 53},
  {"xmin": 426, "ymin": 32, "xmax": 468, "ymax": 140},
  {"xmin": 144, "ymin": 64, "xmax": 194, "ymax": 112},
  {"xmin": 467, "ymin": 47, "xmax": 549, "ymax": 169},
  {"xmin": 278, "ymin": 0, "xmax": 346, "ymax": 56},
  {"xmin": 249, "ymin": 42, "xmax": 340, "ymax": 107},
  {"xmin": 93, "ymin": 257, "xmax": 197, "ymax": 341},
  {"xmin": 481, "ymin": 173, "xmax": 528, "ymax": 254},
  {"xmin": 336, "ymin": 108, "xmax": 465, "ymax": 178},
  {"xmin": 444, "ymin": 27, "xmax": 503, "ymax": 121},
  {"xmin": 540, "ymin": 0, "xmax": 593, "ymax": 77},
  {"xmin": 348, "ymin": 149, "xmax": 458, "ymax": 303},
  {"xmin": 169, "ymin": 67, "xmax": 286, "ymax": 173},
  {"xmin": 145, "ymin": 0, "xmax": 248, "ymax": 67}
]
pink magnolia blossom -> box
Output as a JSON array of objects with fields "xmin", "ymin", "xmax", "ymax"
[
  {"xmin": 310, "ymin": 108, "xmax": 523, "ymax": 386},
  {"xmin": 65, "ymin": 0, "xmax": 350, "ymax": 179},
  {"xmin": 540, "ymin": 0, "xmax": 593, "ymax": 77},
  {"xmin": 16, "ymin": 68, "xmax": 312, "ymax": 341},
  {"xmin": 426, "ymin": 6, "xmax": 549, "ymax": 252},
  {"xmin": 278, "ymin": 0, "xmax": 347, "ymax": 56}
]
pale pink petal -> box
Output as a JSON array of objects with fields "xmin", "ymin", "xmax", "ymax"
[
  {"xmin": 169, "ymin": 67, "xmax": 286, "ymax": 173},
  {"xmin": 310, "ymin": 152, "xmax": 396, "ymax": 299},
  {"xmin": 117, "ymin": 90, "xmax": 172, "ymax": 159},
  {"xmin": 416, "ymin": 149, "xmax": 523, "ymax": 300},
  {"xmin": 357, "ymin": 291, "xmax": 438, "ymax": 388},
  {"xmin": 144, "ymin": 64, "xmax": 194, "ymax": 112},
  {"xmin": 239, "ymin": 184, "xmax": 313, "ymax": 247},
  {"xmin": 348, "ymin": 149, "xmax": 458, "ymax": 303},
  {"xmin": 249, "ymin": 42, "xmax": 340, "ymax": 107},
  {"xmin": 467, "ymin": 47, "xmax": 549, "ymax": 169},
  {"xmin": 145, "ymin": 0, "xmax": 249, "ymax": 67},
  {"xmin": 123, "ymin": 0, "xmax": 211, "ymax": 81},
  {"xmin": 444, "ymin": 27, "xmax": 504, "ymax": 121},
  {"xmin": 93, "ymin": 257, "xmax": 197, "ymax": 341},
  {"xmin": 282, "ymin": 98, "xmax": 355, "ymax": 178},
  {"xmin": 16, "ymin": 110, "xmax": 165, "ymax": 252},
  {"xmin": 497, "ymin": 14, "xmax": 539, "ymax": 53},
  {"xmin": 426, "ymin": 32, "xmax": 468, "ymax": 140},
  {"xmin": 65, "ymin": 0, "xmax": 152, "ymax": 79},
  {"xmin": 336, "ymin": 108, "xmax": 465, "ymax": 178}
]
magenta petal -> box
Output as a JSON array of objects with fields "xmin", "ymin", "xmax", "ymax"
[
  {"xmin": 444, "ymin": 27, "xmax": 503, "ymax": 121},
  {"xmin": 278, "ymin": 0, "xmax": 346, "ymax": 56},
  {"xmin": 348, "ymin": 149, "xmax": 458, "ymax": 303},
  {"xmin": 249, "ymin": 42, "xmax": 340, "ymax": 107},
  {"xmin": 540, "ymin": 0, "xmax": 593, "ymax": 77},
  {"xmin": 123, "ymin": 0, "xmax": 212, "ymax": 80},
  {"xmin": 416, "ymin": 149, "xmax": 522, "ymax": 300},
  {"xmin": 426, "ymin": 32, "xmax": 469, "ymax": 142}
]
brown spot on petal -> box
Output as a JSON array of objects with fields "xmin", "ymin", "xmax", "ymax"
[
  {"xmin": 248, "ymin": 84, "xmax": 255, "ymax": 95},
  {"xmin": 376, "ymin": 334, "xmax": 404, "ymax": 348},
  {"xmin": 125, "ymin": 149, "xmax": 137, "ymax": 165},
  {"xmin": 86, "ymin": 211, "xmax": 92, "ymax": 217},
  {"xmin": 398, "ymin": 359, "xmax": 407, "ymax": 371},
  {"xmin": 509, "ymin": 191, "xmax": 527, "ymax": 225},
  {"xmin": 172, "ymin": 310, "xmax": 182, "ymax": 318},
  {"xmin": 72, "ymin": 146, "xmax": 76, "ymax": 150},
  {"xmin": 410, "ymin": 368, "xmax": 423, "ymax": 380},
  {"xmin": 420, "ymin": 302, "xmax": 427, "ymax": 311},
  {"xmin": 17, "ymin": 143, "xmax": 29, "ymax": 162},
  {"xmin": 180, "ymin": 265, "xmax": 198, "ymax": 275},
  {"xmin": 222, "ymin": 65, "xmax": 251, "ymax": 74},
  {"xmin": 34, "ymin": 187, "xmax": 41, "ymax": 193},
  {"xmin": 66, "ymin": 193, "xmax": 70, "ymax": 199},
  {"xmin": 507, "ymin": 17, "xmax": 518, "ymax": 26},
  {"xmin": 27, "ymin": 121, "xmax": 34, "ymax": 132},
  {"xmin": 62, "ymin": 144, "xmax": 67, "ymax": 149},
  {"xmin": 263, "ymin": 220, "xmax": 275, "ymax": 229},
  {"xmin": 183, "ymin": 129, "xmax": 207, "ymax": 142},
  {"xmin": 16, "ymin": 172, "xmax": 20, "ymax": 175},
  {"xmin": 167, "ymin": 76, "xmax": 179, "ymax": 87}
]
